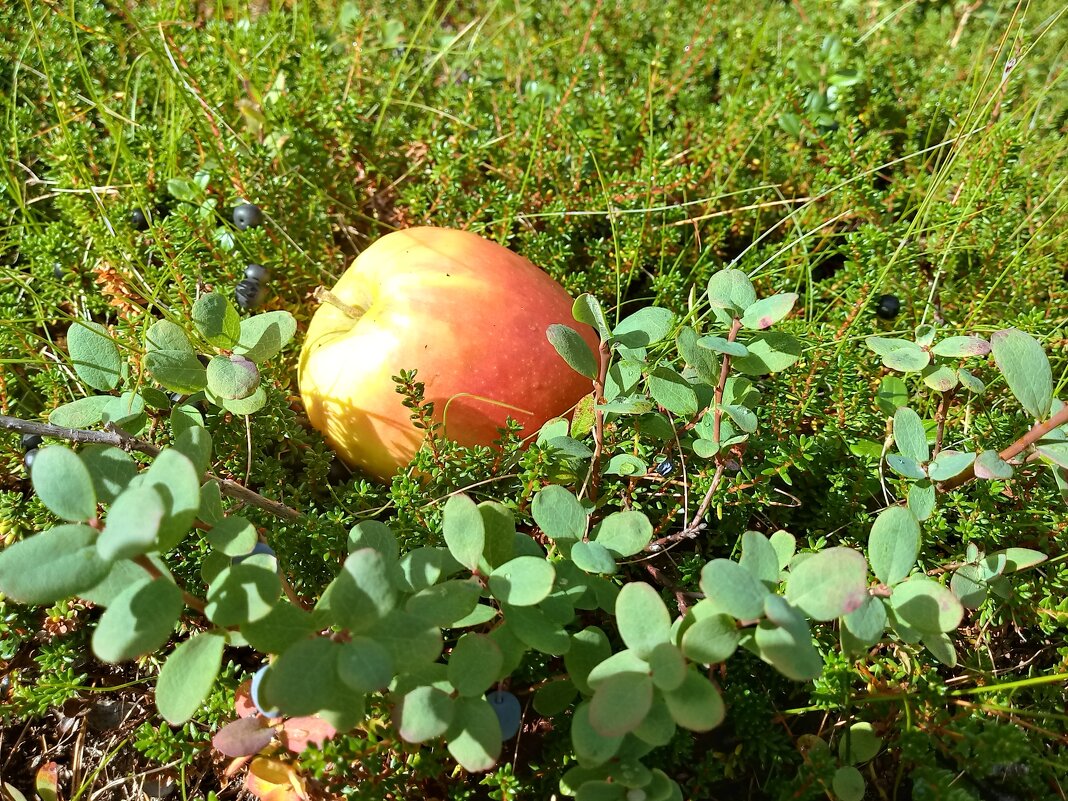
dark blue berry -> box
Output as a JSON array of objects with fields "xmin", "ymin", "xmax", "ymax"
[
  {"xmin": 486, "ymin": 690, "xmax": 522, "ymax": 739},
  {"xmin": 233, "ymin": 203, "xmax": 263, "ymax": 231},
  {"xmin": 244, "ymin": 263, "xmax": 269, "ymax": 282},
  {"xmin": 24, "ymin": 448, "xmax": 38, "ymax": 471},
  {"xmin": 130, "ymin": 208, "xmax": 149, "ymax": 230},
  {"xmin": 876, "ymin": 293, "xmax": 900, "ymax": 320},
  {"xmin": 655, "ymin": 459, "xmax": 675, "ymax": 477},
  {"xmin": 21, "ymin": 433, "xmax": 43, "ymax": 451},
  {"xmin": 327, "ymin": 459, "xmax": 352, "ymax": 484},
  {"xmin": 53, "ymin": 263, "xmax": 64, "ymax": 279},
  {"xmin": 234, "ymin": 278, "xmax": 265, "ymax": 310}
]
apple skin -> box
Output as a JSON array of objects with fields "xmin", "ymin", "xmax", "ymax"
[{"xmin": 298, "ymin": 227, "xmax": 599, "ymax": 482}]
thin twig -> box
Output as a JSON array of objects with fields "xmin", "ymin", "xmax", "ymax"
[{"xmin": 0, "ymin": 414, "xmax": 305, "ymax": 521}]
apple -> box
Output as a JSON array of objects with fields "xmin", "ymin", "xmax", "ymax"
[{"xmin": 298, "ymin": 227, "xmax": 598, "ymax": 482}]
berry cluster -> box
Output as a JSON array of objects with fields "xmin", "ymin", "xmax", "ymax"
[{"xmin": 230, "ymin": 203, "xmax": 268, "ymax": 311}]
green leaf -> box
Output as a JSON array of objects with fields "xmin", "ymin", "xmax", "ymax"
[
  {"xmin": 732, "ymin": 332, "xmax": 802, "ymax": 375},
  {"xmin": 1036, "ymin": 441, "xmax": 1068, "ymax": 470},
  {"xmin": 923, "ymin": 631, "xmax": 957, "ymax": 667},
  {"xmin": 396, "ymin": 547, "xmax": 454, "ymax": 592},
  {"xmin": 931, "ymin": 336, "xmax": 990, "ymax": 358},
  {"xmin": 769, "ymin": 530, "xmax": 796, "ymax": 570},
  {"xmin": 594, "ymin": 511, "xmax": 653, "ymax": 557},
  {"xmin": 832, "ymin": 766, "xmax": 865, "ymax": 801},
  {"xmin": 505, "ymin": 604, "xmax": 570, "ymax": 654},
  {"xmin": 80, "ymin": 445, "xmax": 137, "ymax": 504},
  {"xmin": 676, "ymin": 326, "xmax": 719, "ymax": 384},
  {"xmin": 739, "ymin": 531, "xmax": 780, "ymax": 585},
  {"xmin": 570, "ymin": 540, "xmax": 618, "ymax": 575},
  {"xmin": 843, "ymin": 596, "xmax": 888, "ymax": 645},
  {"xmin": 448, "ymin": 634, "xmax": 503, "ymax": 697},
  {"xmin": 868, "ymin": 506, "xmax": 920, "ymax": 586},
  {"xmin": 30, "ymin": 446, "xmax": 97, "ymax": 522},
  {"xmin": 647, "ymin": 367, "xmax": 698, "ymax": 417},
  {"xmin": 957, "ymin": 368, "xmax": 986, "ymax": 394},
  {"xmin": 368, "ymin": 610, "xmax": 443, "ymax": 666},
  {"xmin": 532, "ymin": 485, "xmax": 587, "ymax": 542},
  {"xmin": 882, "ymin": 343, "xmax": 930, "ymax": 373},
  {"xmin": 740, "ymin": 293, "xmax": 798, "ymax": 330},
  {"xmin": 406, "ymin": 579, "xmax": 481, "ymax": 626},
  {"xmin": 893, "ymin": 408, "xmax": 928, "ymax": 466},
  {"xmin": 921, "ymin": 363, "xmax": 958, "ymax": 392},
  {"xmin": 206, "ymin": 355, "xmax": 260, "ymax": 400},
  {"xmin": 908, "ymin": 480, "xmax": 936, "ymax": 521},
  {"xmin": 785, "ymin": 547, "xmax": 869, "ymax": 621},
  {"xmin": 646, "ymin": 642, "xmax": 687, "ymax": 692},
  {"xmin": 142, "ymin": 449, "xmax": 201, "ymax": 551},
  {"xmin": 91, "ymin": 577, "xmax": 183, "ymax": 663},
  {"xmin": 572, "ymin": 294, "xmax": 611, "ymax": 340},
  {"xmin": 398, "ymin": 685, "xmax": 455, "ymax": 743},
  {"xmin": 172, "ymin": 423, "xmax": 211, "ymax": 476},
  {"xmin": 876, "ymin": 376, "xmax": 909, "ymax": 417},
  {"xmin": 337, "ymin": 636, "xmax": 394, "ymax": 692},
  {"xmin": 615, "ymin": 582, "xmax": 672, "ymax": 659},
  {"xmin": 706, "ymin": 268, "xmax": 756, "ymax": 314},
  {"xmin": 950, "ymin": 564, "xmax": 987, "ymax": 609},
  {"xmin": 101, "ymin": 391, "xmax": 146, "ymax": 431},
  {"xmin": 479, "ymin": 502, "xmax": 515, "ymax": 569},
  {"xmin": 68, "ymin": 321, "xmax": 122, "ymax": 391},
  {"xmin": 260, "ymin": 637, "xmax": 343, "ymax": 717},
  {"xmin": 234, "ymin": 311, "xmax": 297, "ymax": 363},
  {"xmin": 754, "ymin": 596, "xmax": 823, "ymax": 681},
  {"xmin": 611, "ymin": 307, "xmax": 675, "ymax": 349},
  {"xmin": 97, "ymin": 485, "xmax": 165, "ymax": 561},
  {"xmin": 590, "ymin": 672, "xmax": 653, "ymax": 736},
  {"xmin": 446, "ymin": 697, "xmax": 503, "ymax": 773},
  {"xmin": 488, "ymin": 556, "xmax": 555, "ymax": 606},
  {"xmin": 547, "ymin": 324, "xmax": 598, "ymax": 379},
  {"xmin": 662, "ymin": 668, "xmax": 724, "ymax": 731},
  {"xmin": 192, "ymin": 292, "xmax": 240, "ymax": 348},
  {"xmin": 156, "ymin": 630, "xmax": 225, "ymax": 724},
  {"xmin": 890, "ymin": 576, "xmax": 963, "ymax": 633},
  {"xmin": 699, "ymin": 559, "xmax": 768, "ymax": 619},
  {"xmin": 346, "ymin": 521, "xmax": 398, "ymax": 562},
  {"xmin": 997, "ymin": 548, "xmax": 1047, "ymax": 572},
  {"xmin": 144, "ymin": 320, "xmax": 207, "ymax": 394},
  {"xmin": 927, "ymin": 450, "xmax": 975, "ymax": 481},
  {"xmin": 48, "ymin": 395, "xmax": 112, "ymax": 428},
  {"xmin": 198, "ymin": 480, "xmax": 223, "ymax": 524},
  {"xmin": 990, "ymin": 329, "xmax": 1052, "ymax": 419},
  {"xmin": 887, "ymin": 454, "xmax": 925, "ymax": 480},
  {"xmin": 565, "ymin": 626, "xmax": 612, "ymax": 694},
  {"xmin": 571, "ymin": 702, "xmax": 623, "ymax": 767},
  {"xmin": 318, "ymin": 548, "xmax": 397, "ymax": 631},
  {"xmin": 442, "ymin": 493, "xmax": 485, "ymax": 571},
  {"xmin": 204, "ymin": 516, "xmax": 257, "ymax": 557},
  {"xmin": 0, "ymin": 524, "xmax": 110, "ymax": 605},
  {"xmin": 205, "ymin": 556, "xmax": 281, "ymax": 627},
  {"xmin": 680, "ymin": 614, "xmax": 739, "ymax": 665},
  {"xmin": 866, "ymin": 336, "xmax": 914, "ymax": 358},
  {"xmin": 603, "ymin": 454, "xmax": 648, "ymax": 477},
  {"xmin": 241, "ymin": 602, "xmax": 320, "ymax": 653},
  {"xmin": 534, "ymin": 679, "xmax": 578, "ymax": 716},
  {"xmin": 696, "ymin": 335, "xmax": 749, "ymax": 358}
]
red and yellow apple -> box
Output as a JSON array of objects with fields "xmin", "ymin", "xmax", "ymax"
[{"xmin": 298, "ymin": 227, "xmax": 598, "ymax": 482}]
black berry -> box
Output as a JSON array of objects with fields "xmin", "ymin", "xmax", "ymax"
[
  {"xmin": 24, "ymin": 448, "xmax": 38, "ymax": 471},
  {"xmin": 130, "ymin": 208, "xmax": 149, "ymax": 230},
  {"xmin": 244, "ymin": 263, "xmax": 269, "ymax": 282},
  {"xmin": 53, "ymin": 263, "xmax": 64, "ymax": 279},
  {"xmin": 21, "ymin": 433, "xmax": 43, "ymax": 451},
  {"xmin": 233, "ymin": 203, "xmax": 263, "ymax": 231},
  {"xmin": 328, "ymin": 459, "xmax": 352, "ymax": 484},
  {"xmin": 234, "ymin": 278, "xmax": 265, "ymax": 310},
  {"xmin": 655, "ymin": 459, "xmax": 675, "ymax": 477},
  {"xmin": 876, "ymin": 294, "xmax": 901, "ymax": 320}
]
